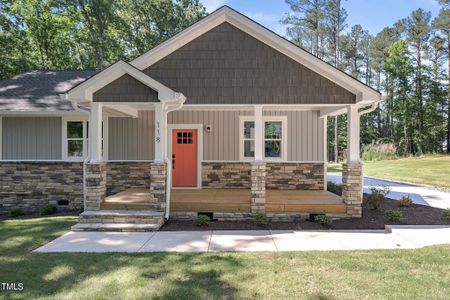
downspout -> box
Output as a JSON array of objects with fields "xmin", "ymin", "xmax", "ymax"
[
  {"xmin": 358, "ymin": 100, "xmax": 381, "ymax": 117},
  {"xmin": 163, "ymin": 94, "xmax": 186, "ymax": 220}
]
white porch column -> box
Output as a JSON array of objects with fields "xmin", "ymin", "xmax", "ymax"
[
  {"xmin": 154, "ymin": 103, "xmax": 166, "ymax": 163},
  {"xmin": 89, "ymin": 103, "xmax": 103, "ymax": 163},
  {"xmin": 254, "ymin": 105, "xmax": 264, "ymax": 162},
  {"xmin": 347, "ymin": 105, "xmax": 360, "ymax": 163}
]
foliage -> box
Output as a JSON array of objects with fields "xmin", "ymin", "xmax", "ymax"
[
  {"xmin": 314, "ymin": 214, "xmax": 332, "ymax": 226},
  {"xmin": 40, "ymin": 203, "xmax": 57, "ymax": 215},
  {"xmin": 384, "ymin": 210, "xmax": 403, "ymax": 222},
  {"xmin": 253, "ymin": 213, "xmax": 268, "ymax": 226},
  {"xmin": 361, "ymin": 143, "xmax": 397, "ymax": 161},
  {"xmin": 194, "ymin": 214, "xmax": 209, "ymax": 226},
  {"xmin": 367, "ymin": 186, "xmax": 391, "ymax": 210},
  {"xmin": 442, "ymin": 209, "xmax": 450, "ymax": 221},
  {"xmin": 398, "ymin": 195, "xmax": 413, "ymax": 207},
  {"xmin": 8, "ymin": 207, "xmax": 24, "ymax": 217},
  {"xmin": 327, "ymin": 181, "xmax": 343, "ymax": 195}
]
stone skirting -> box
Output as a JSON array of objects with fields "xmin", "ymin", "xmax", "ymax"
[
  {"xmin": 150, "ymin": 162, "xmax": 167, "ymax": 211},
  {"xmin": 0, "ymin": 162, "xmax": 83, "ymax": 213},
  {"xmin": 266, "ymin": 163, "xmax": 324, "ymax": 190},
  {"xmin": 106, "ymin": 162, "xmax": 151, "ymax": 196},
  {"xmin": 251, "ymin": 162, "xmax": 266, "ymax": 213},
  {"xmin": 202, "ymin": 162, "xmax": 251, "ymax": 188},
  {"xmin": 342, "ymin": 163, "xmax": 363, "ymax": 218}
]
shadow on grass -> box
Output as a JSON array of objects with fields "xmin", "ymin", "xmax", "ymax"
[{"xmin": 0, "ymin": 217, "xmax": 241, "ymax": 299}]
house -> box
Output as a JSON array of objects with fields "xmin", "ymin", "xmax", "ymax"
[{"xmin": 0, "ymin": 6, "xmax": 381, "ymax": 231}]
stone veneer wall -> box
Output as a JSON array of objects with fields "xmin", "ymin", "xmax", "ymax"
[
  {"xmin": 105, "ymin": 162, "xmax": 151, "ymax": 196},
  {"xmin": 266, "ymin": 163, "xmax": 324, "ymax": 190},
  {"xmin": 202, "ymin": 162, "xmax": 251, "ymax": 188},
  {"xmin": 0, "ymin": 162, "xmax": 83, "ymax": 213},
  {"xmin": 342, "ymin": 163, "xmax": 363, "ymax": 218}
]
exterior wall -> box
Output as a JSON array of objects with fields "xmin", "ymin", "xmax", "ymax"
[
  {"xmin": 2, "ymin": 117, "xmax": 61, "ymax": 160},
  {"xmin": 0, "ymin": 162, "xmax": 83, "ymax": 213},
  {"xmin": 108, "ymin": 110, "xmax": 325, "ymax": 162},
  {"xmin": 144, "ymin": 22, "xmax": 356, "ymax": 105},
  {"xmin": 202, "ymin": 162, "xmax": 251, "ymax": 188},
  {"xmin": 93, "ymin": 74, "xmax": 159, "ymax": 102},
  {"xmin": 108, "ymin": 111, "xmax": 155, "ymax": 160},
  {"xmin": 266, "ymin": 163, "xmax": 324, "ymax": 190},
  {"xmin": 106, "ymin": 162, "xmax": 151, "ymax": 196}
]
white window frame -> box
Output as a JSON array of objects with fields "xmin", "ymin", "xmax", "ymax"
[
  {"xmin": 239, "ymin": 115, "xmax": 287, "ymax": 162},
  {"xmin": 62, "ymin": 116, "xmax": 108, "ymax": 161}
]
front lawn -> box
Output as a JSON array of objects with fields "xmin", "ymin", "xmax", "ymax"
[
  {"xmin": 328, "ymin": 155, "xmax": 450, "ymax": 188},
  {"xmin": 0, "ymin": 217, "xmax": 449, "ymax": 299}
]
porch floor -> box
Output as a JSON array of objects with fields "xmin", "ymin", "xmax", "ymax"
[{"xmin": 171, "ymin": 189, "xmax": 346, "ymax": 214}]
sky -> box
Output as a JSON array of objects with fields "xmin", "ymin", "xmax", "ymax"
[{"xmin": 201, "ymin": 0, "xmax": 442, "ymax": 36}]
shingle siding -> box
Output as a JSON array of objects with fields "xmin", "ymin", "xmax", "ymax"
[
  {"xmin": 93, "ymin": 74, "xmax": 159, "ymax": 102},
  {"xmin": 144, "ymin": 22, "xmax": 356, "ymax": 105}
]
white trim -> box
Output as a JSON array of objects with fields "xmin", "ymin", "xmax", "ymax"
[
  {"xmin": 254, "ymin": 105, "xmax": 263, "ymax": 162},
  {"xmin": 66, "ymin": 61, "xmax": 185, "ymax": 103},
  {"xmin": 239, "ymin": 115, "xmax": 288, "ymax": 162},
  {"xmin": 0, "ymin": 160, "xmax": 85, "ymax": 162},
  {"xmin": 131, "ymin": 6, "xmax": 381, "ymax": 103},
  {"xmin": 0, "ymin": 116, "xmax": 2, "ymax": 160},
  {"xmin": 202, "ymin": 160, "xmax": 326, "ymax": 163},
  {"xmin": 167, "ymin": 124, "xmax": 203, "ymax": 189},
  {"xmin": 347, "ymin": 105, "xmax": 360, "ymax": 163},
  {"xmin": 323, "ymin": 116, "xmax": 328, "ymax": 191},
  {"xmin": 0, "ymin": 111, "xmax": 88, "ymax": 116},
  {"xmin": 106, "ymin": 160, "xmax": 155, "ymax": 162}
]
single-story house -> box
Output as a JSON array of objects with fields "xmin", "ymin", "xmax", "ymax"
[{"xmin": 0, "ymin": 6, "xmax": 381, "ymax": 231}]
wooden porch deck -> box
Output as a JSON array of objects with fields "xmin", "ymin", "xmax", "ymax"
[{"xmin": 171, "ymin": 189, "xmax": 346, "ymax": 214}]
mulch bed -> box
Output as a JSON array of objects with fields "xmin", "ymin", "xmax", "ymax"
[{"xmin": 161, "ymin": 195, "xmax": 450, "ymax": 231}]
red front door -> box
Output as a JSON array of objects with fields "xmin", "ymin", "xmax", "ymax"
[{"xmin": 172, "ymin": 129, "xmax": 197, "ymax": 187}]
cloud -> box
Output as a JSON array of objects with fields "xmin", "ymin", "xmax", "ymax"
[{"xmin": 202, "ymin": 0, "xmax": 229, "ymax": 12}]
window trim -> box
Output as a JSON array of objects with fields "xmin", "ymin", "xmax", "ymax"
[
  {"xmin": 62, "ymin": 116, "xmax": 108, "ymax": 161},
  {"xmin": 239, "ymin": 115, "xmax": 288, "ymax": 162}
]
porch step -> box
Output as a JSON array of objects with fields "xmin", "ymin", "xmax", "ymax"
[
  {"xmin": 71, "ymin": 223, "xmax": 161, "ymax": 232},
  {"xmin": 100, "ymin": 202, "xmax": 161, "ymax": 211},
  {"xmin": 79, "ymin": 210, "xmax": 165, "ymax": 225}
]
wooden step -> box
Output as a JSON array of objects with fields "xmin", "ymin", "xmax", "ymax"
[
  {"xmin": 71, "ymin": 223, "xmax": 161, "ymax": 232},
  {"xmin": 100, "ymin": 202, "xmax": 160, "ymax": 211}
]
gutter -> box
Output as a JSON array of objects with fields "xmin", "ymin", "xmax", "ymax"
[{"xmin": 358, "ymin": 99, "xmax": 382, "ymax": 116}]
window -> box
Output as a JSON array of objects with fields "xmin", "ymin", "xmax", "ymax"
[
  {"xmin": 62, "ymin": 118, "xmax": 106, "ymax": 160},
  {"xmin": 240, "ymin": 116, "xmax": 287, "ymax": 161},
  {"xmin": 177, "ymin": 132, "xmax": 193, "ymax": 144}
]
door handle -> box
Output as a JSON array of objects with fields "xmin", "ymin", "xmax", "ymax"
[{"xmin": 172, "ymin": 154, "xmax": 175, "ymax": 169}]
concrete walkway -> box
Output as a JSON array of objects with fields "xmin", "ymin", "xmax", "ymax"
[
  {"xmin": 327, "ymin": 175, "xmax": 450, "ymax": 209},
  {"xmin": 34, "ymin": 226, "xmax": 450, "ymax": 253}
]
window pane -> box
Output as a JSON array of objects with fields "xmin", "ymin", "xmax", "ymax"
[
  {"xmin": 265, "ymin": 141, "xmax": 281, "ymax": 158},
  {"xmin": 265, "ymin": 122, "xmax": 282, "ymax": 139},
  {"xmin": 244, "ymin": 140, "xmax": 254, "ymax": 157},
  {"xmin": 68, "ymin": 140, "xmax": 83, "ymax": 157},
  {"xmin": 67, "ymin": 122, "xmax": 83, "ymax": 138},
  {"xmin": 244, "ymin": 121, "xmax": 255, "ymax": 139}
]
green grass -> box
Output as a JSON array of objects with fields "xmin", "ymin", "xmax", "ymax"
[
  {"xmin": 1, "ymin": 217, "xmax": 450, "ymax": 299},
  {"xmin": 328, "ymin": 155, "xmax": 450, "ymax": 188}
]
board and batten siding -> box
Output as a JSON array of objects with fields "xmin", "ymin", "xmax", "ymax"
[
  {"xmin": 107, "ymin": 110, "xmax": 324, "ymax": 162},
  {"xmin": 2, "ymin": 117, "xmax": 61, "ymax": 160}
]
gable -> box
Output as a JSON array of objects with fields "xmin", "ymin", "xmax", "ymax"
[
  {"xmin": 93, "ymin": 73, "xmax": 159, "ymax": 102},
  {"xmin": 144, "ymin": 22, "xmax": 356, "ymax": 105}
]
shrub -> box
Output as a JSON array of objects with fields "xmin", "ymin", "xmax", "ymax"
[
  {"xmin": 361, "ymin": 142, "xmax": 397, "ymax": 161},
  {"xmin": 8, "ymin": 207, "xmax": 24, "ymax": 217},
  {"xmin": 442, "ymin": 209, "xmax": 450, "ymax": 221},
  {"xmin": 327, "ymin": 181, "xmax": 343, "ymax": 196},
  {"xmin": 384, "ymin": 210, "xmax": 402, "ymax": 222},
  {"xmin": 398, "ymin": 195, "xmax": 413, "ymax": 207},
  {"xmin": 314, "ymin": 214, "xmax": 332, "ymax": 226},
  {"xmin": 194, "ymin": 214, "xmax": 210, "ymax": 226},
  {"xmin": 367, "ymin": 186, "xmax": 391, "ymax": 210},
  {"xmin": 40, "ymin": 204, "xmax": 58, "ymax": 215},
  {"xmin": 253, "ymin": 213, "xmax": 268, "ymax": 226}
]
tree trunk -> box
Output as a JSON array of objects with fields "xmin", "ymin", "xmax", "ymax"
[{"xmin": 447, "ymin": 33, "xmax": 450, "ymax": 153}]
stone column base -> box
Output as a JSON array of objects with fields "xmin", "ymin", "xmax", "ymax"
[
  {"xmin": 251, "ymin": 162, "xmax": 266, "ymax": 213},
  {"xmin": 85, "ymin": 163, "xmax": 107, "ymax": 211},
  {"xmin": 342, "ymin": 162, "xmax": 363, "ymax": 218},
  {"xmin": 150, "ymin": 162, "xmax": 167, "ymax": 211}
]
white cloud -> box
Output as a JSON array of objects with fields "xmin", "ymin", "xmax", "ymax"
[{"xmin": 202, "ymin": 0, "xmax": 229, "ymax": 12}]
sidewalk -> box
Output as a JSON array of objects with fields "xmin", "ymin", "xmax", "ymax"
[{"xmin": 34, "ymin": 226, "xmax": 450, "ymax": 253}]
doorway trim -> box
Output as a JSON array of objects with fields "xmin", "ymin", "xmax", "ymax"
[{"xmin": 168, "ymin": 124, "xmax": 203, "ymax": 189}]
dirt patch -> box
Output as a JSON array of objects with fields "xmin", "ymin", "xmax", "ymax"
[{"xmin": 161, "ymin": 196, "xmax": 450, "ymax": 231}]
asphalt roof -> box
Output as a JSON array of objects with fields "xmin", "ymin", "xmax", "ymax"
[{"xmin": 0, "ymin": 70, "xmax": 96, "ymax": 112}]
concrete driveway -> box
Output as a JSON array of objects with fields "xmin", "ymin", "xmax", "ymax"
[
  {"xmin": 327, "ymin": 175, "xmax": 450, "ymax": 209},
  {"xmin": 34, "ymin": 226, "xmax": 450, "ymax": 253}
]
